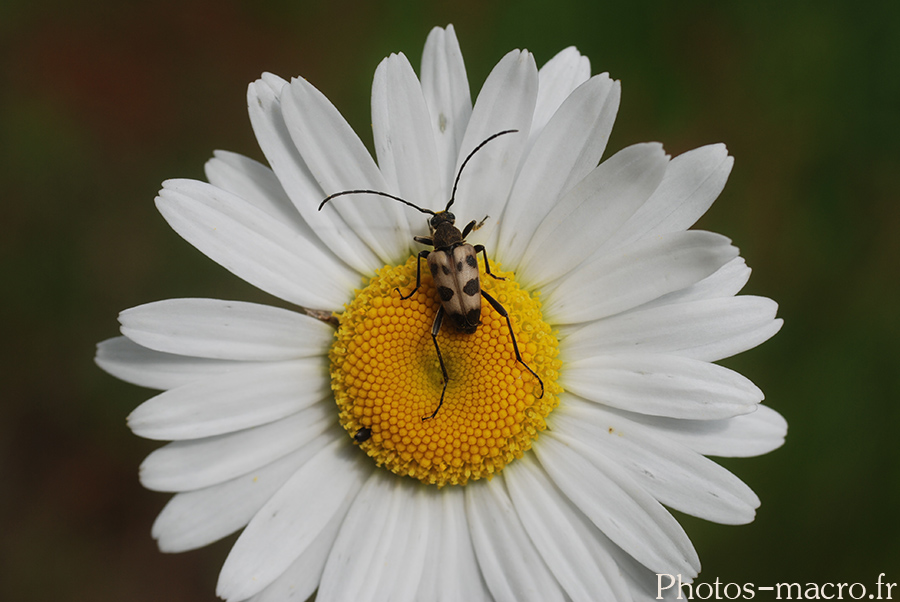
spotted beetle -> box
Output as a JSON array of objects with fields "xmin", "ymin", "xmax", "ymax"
[{"xmin": 319, "ymin": 130, "xmax": 545, "ymax": 421}]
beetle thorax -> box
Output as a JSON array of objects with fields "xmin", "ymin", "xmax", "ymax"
[{"xmin": 431, "ymin": 221, "xmax": 463, "ymax": 249}]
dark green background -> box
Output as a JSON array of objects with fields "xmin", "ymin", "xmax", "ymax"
[{"xmin": 2, "ymin": 1, "xmax": 897, "ymax": 600}]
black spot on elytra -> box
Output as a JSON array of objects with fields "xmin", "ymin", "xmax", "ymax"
[
  {"xmin": 437, "ymin": 286, "xmax": 455, "ymax": 302},
  {"xmin": 441, "ymin": 264, "xmax": 451, "ymax": 275},
  {"xmin": 466, "ymin": 254, "xmax": 478, "ymax": 269},
  {"xmin": 465, "ymin": 308, "xmax": 480, "ymax": 326},
  {"xmin": 429, "ymin": 263, "xmax": 439, "ymax": 276},
  {"xmin": 463, "ymin": 278, "xmax": 479, "ymax": 296},
  {"xmin": 456, "ymin": 261, "xmax": 464, "ymax": 272}
]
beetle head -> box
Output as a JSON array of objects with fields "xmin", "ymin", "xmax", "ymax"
[{"xmin": 429, "ymin": 211, "xmax": 456, "ymax": 231}]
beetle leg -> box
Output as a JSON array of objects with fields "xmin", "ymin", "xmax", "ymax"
[
  {"xmin": 423, "ymin": 306, "xmax": 449, "ymax": 421},
  {"xmin": 473, "ymin": 244, "xmax": 506, "ymax": 281},
  {"xmin": 461, "ymin": 216, "xmax": 490, "ymax": 239},
  {"xmin": 397, "ymin": 249, "xmax": 430, "ymax": 300},
  {"xmin": 481, "ymin": 290, "xmax": 545, "ymax": 399}
]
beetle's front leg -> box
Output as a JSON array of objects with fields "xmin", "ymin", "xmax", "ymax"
[
  {"xmin": 461, "ymin": 216, "xmax": 490, "ymax": 239},
  {"xmin": 397, "ymin": 249, "xmax": 430, "ymax": 300},
  {"xmin": 473, "ymin": 244, "xmax": 505, "ymax": 281}
]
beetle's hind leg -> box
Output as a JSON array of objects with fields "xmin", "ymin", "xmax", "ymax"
[
  {"xmin": 422, "ymin": 307, "xmax": 449, "ymax": 421},
  {"xmin": 481, "ymin": 290, "xmax": 545, "ymax": 398},
  {"xmin": 397, "ymin": 249, "xmax": 430, "ymax": 300}
]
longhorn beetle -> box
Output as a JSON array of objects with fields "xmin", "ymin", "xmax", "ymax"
[{"xmin": 319, "ymin": 130, "xmax": 545, "ymax": 421}]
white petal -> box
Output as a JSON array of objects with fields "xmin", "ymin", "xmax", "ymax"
[
  {"xmin": 128, "ymin": 358, "xmax": 329, "ymax": 440},
  {"xmin": 248, "ymin": 493, "xmax": 349, "ymax": 602},
  {"xmin": 247, "ymin": 74, "xmax": 381, "ymax": 273},
  {"xmin": 371, "ymin": 485, "xmax": 431, "ymax": 602},
  {"xmin": 450, "ymin": 50, "xmax": 538, "ymax": 247},
  {"xmin": 542, "ymin": 231, "xmax": 739, "ymax": 324},
  {"xmin": 561, "ymin": 296, "xmax": 783, "ymax": 363},
  {"xmin": 535, "ymin": 431, "xmax": 700, "ymax": 576},
  {"xmin": 629, "ymin": 404, "xmax": 788, "ymax": 458},
  {"xmin": 518, "ymin": 142, "xmax": 669, "ymax": 289},
  {"xmin": 317, "ymin": 473, "xmax": 420, "ymax": 602},
  {"xmin": 416, "ymin": 487, "xmax": 491, "ymax": 602},
  {"xmin": 138, "ymin": 403, "xmax": 335, "ymax": 492},
  {"xmin": 358, "ymin": 481, "xmax": 429, "ymax": 602},
  {"xmin": 204, "ymin": 150, "xmax": 342, "ymax": 272},
  {"xmin": 504, "ymin": 454, "xmax": 632, "ymax": 602},
  {"xmin": 603, "ymin": 143, "xmax": 734, "ymax": 250},
  {"xmin": 217, "ymin": 438, "xmax": 370, "ymax": 601},
  {"xmin": 321, "ymin": 478, "xmax": 431, "ymax": 602},
  {"xmin": 119, "ymin": 298, "xmax": 334, "ymax": 360},
  {"xmin": 152, "ymin": 431, "xmax": 332, "ymax": 552},
  {"xmin": 465, "ymin": 479, "xmax": 565, "ymax": 602},
  {"xmin": 531, "ymin": 46, "xmax": 592, "ymax": 141},
  {"xmin": 561, "ymin": 353, "xmax": 762, "ymax": 420},
  {"xmin": 554, "ymin": 397, "xmax": 761, "ymax": 524},
  {"xmin": 156, "ymin": 179, "xmax": 360, "ymax": 310},
  {"xmin": 282, "ymin": 76, "xmax": 412, "ymax": 265},
  {"xmin": 611, "ymin": 546, "xmax": 690, "ymax": 601},
  {"xmin": 204, "ymin": 150, "xmax": 311, "ymax": 236},
  {"xmin": 420, "ymin": 25, "xmax": 472, "ymax": 198},
  {"xmin": 315, "ymin": 472, "xmax": 389, "ymax": 601},
  {"xmin": 95, "ymin": 336, "xmax": 244, "ymax": 390},
  {"xmin": 497, "ymin": 74, "xmax": 620, "ymax": 269},
  {"xmin": 641, "ymin": 256, "xmax": 752, "ymax": 309},
  {"xmin": 372, "ymin": 52, "xmax": 443, "ymax": 210}
]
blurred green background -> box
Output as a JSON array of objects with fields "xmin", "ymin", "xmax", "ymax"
[{"xmin": 2, "ymin": 0, "xmax": 898, "ymax": 600}]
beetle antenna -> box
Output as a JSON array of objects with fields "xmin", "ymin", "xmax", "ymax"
[
  {"xmin": 446, "ymin": 129, "xmax": 518, "ymax": 212},
  {"xmin": 319, "ymin": 189, "xmax": 436, "ymax": 215}
]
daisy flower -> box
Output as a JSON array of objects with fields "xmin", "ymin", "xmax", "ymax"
[{"xmin": 97, "ymin": 25, "xmax": 786, "ymax": 602}]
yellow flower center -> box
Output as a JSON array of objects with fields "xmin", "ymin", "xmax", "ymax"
[{"xmin": 329, "ymin": 254, "xmax": 561, "ymax": 487}]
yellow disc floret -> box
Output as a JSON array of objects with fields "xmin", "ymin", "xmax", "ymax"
[{"xmin": 329, "ymin": 255, "xmax": 561, "ymax": 487}]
